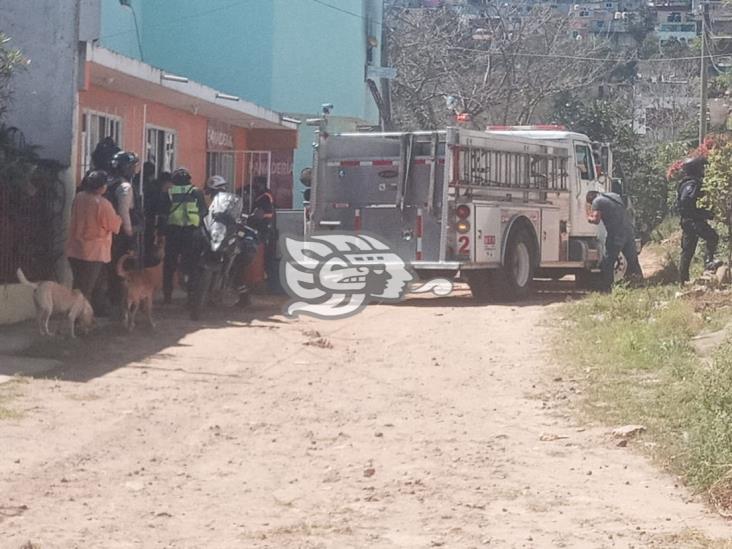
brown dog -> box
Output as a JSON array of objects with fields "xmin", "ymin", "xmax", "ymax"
[
  {"xmin": 116, "ymin": 251, "xmax": 162, "ymax": 331},
  {"xmin": 16, "ymin": 268, "xmax": 94, "ymax": 338}
]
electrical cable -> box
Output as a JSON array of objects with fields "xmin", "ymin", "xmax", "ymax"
[{"xmin": 98, "ymin": 0, "xmax": 244, "ymax": 41}]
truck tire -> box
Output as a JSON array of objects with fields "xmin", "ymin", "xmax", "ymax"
[
  {"xmin": 466, "ymin": 270, "xmax": 492, "ymax": 302},
  {"xmin": 491, "ymin": 228, "xmax": 536, "ymax": 301},
  {"xmin": 576, "ymin": 252, "xmax": 628, "ymax": 291}
]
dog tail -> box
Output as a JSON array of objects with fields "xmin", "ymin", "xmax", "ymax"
[
  {"xmin": 16, "ymin": 268, "xmax": 38, "ymax": 289},
  {"xmin": 116, "ymin": 252, "xmax": 134, "ymax": 280}
]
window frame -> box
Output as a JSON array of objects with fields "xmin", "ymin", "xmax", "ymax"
[
  {"xmin": 81, "ymin": 109, "xmax": 124, "ymax": 175},
  {"xmin": 146, "ymin": 124, "xmax": 177, "ymax": 178}
]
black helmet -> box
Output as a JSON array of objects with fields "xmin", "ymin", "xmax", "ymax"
[
  {"xmin": 109, "ymin": 150, "xmax": 139, "ymax": 172},
  {"xmin": 91, "ymin": 137, "xmax": 121, "ymax": 171},
  {"xmin": 682, "ymin": 156, "xmax": 706, "ymax": 176},
  {"xmin": 83, "ymin": 170, "xmax": 110, "ymax": 191},
  {"xmin": 172, "ymin": 167, "xmax": 192, "ymax": 185}
]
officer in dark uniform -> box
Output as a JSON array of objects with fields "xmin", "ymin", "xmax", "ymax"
[
  {"xmin": 677, "ymin": 156, "xmax": 722, "ymax": 283},
  {"xmin": 250, "ymin": 176, "xmax": 278, "ymax": 292}
]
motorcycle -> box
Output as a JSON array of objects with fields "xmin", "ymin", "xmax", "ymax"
[{"xmin": 189, "ymin": 192, "xmax": 259, "ymax": 320}]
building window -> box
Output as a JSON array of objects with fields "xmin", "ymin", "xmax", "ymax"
[
  {"xmin": 206, "ymin": 151, "xmax": 235, "ymax": 189},
  {"xmin": 81, "ymin": 110, "xmax": 122, "ymax": 175},
  {"xmin": 146, "ymin": 126, "xmax": 176, "ymax": 177}
]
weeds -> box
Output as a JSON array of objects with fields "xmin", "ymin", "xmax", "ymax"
[
  {"xmin": 560, "ymin": 285, "xmax": 732, "ymax": 506},
  {"xmin": 0, "ymin": 379, "xmax": 23, "ymax": 420}
]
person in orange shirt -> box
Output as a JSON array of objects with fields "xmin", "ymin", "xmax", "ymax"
[{"xmin": 67, "ymin": 170, "xmax": 122, "ymax": 304}]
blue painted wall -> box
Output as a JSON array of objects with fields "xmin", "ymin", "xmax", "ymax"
[
  {"xmin": 99, "ymin": 0, "xmax": 384, "ymax": 206},
  {"xmin": 99, "ymin": 0, "xmax": 144, "ymax": 61}
]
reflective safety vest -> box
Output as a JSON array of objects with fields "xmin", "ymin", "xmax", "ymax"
[{"xmin": 167, "ymin": 184, "xmax": 200, "ymax": 227}]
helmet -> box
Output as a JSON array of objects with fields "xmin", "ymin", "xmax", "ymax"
[
  {"xmin": 206, "ymin": 175, "xmax": 228, "ymax": 192},
  {"xmin": 109, "ymin": 150, "xmax": 139, "ymax": 172},
  {"xmin": 172, "ymin": 167, "xmax": 192, "ymax": 186},
  {"xmin": 682, "ymin": 156, "xmax": 706, "ymax": 175},
  {"xmin": 82, "ymin": 170, "xmax": 110, "ymax": 191}
]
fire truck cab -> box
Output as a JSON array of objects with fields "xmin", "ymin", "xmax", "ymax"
[{"xmin": 307, "ymin": 125, "xmax": 626, "ymax": 301}]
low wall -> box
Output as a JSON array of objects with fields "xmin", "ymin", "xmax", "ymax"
[{"xmin": 0, "ymin": 284, "xmax": 35, "ymax": 325}]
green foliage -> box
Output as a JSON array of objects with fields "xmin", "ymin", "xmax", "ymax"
[
  {"xmin": 553, "ymin": 95, "xmax": 683, "ymax": 239},
  {"xmin": 0, "ymin": 32, "xmax": 26, "ymax": 118},
  {"xmin": 560, "ymin": 286, "xmax": 732, "ymax": 497},
  {"xmin": 700, "ymin": 143, "xmax": 732, "ymax": 263}
]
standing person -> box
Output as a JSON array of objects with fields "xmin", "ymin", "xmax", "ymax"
[
  {"xmin": 136, "ymin": 162, "xmax": 166, "ymax": 268},
  {"xmin": 249, "ymin": 176, "xmax": 278, "ymax": 292},
  {"xmin": 106, "ymin": 151, "xmax": 141, "ymax": 315},
  {"xmin": 162, "ymin": 167, "xmax": 207, "ymax": 304},
  {"xmin": 66, "ymin": 170, "xmax": 122, "ymax": 306},
  {"xmin": 677, "ymin": 156, "xmax": 723, "ymax": 283},
  {"xmin": 91, "ymin": 137, "xmax": 120, "ymax": 172},
  {"xmin": 586, "ymin": 190, "xmax": 643, "ymax": 292}
]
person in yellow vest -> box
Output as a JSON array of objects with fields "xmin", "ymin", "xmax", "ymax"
[{"xmin": 162, "ymin": 167, "xmax": 207, "ymax": 304}]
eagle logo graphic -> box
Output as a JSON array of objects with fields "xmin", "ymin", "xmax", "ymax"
[{"xmin": 280, "ymin": 233, "xmax": 452, "ymax": 319}]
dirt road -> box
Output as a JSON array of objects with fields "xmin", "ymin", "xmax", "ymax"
[{"xmin": 2, "ymin": 288, "xmax": 731, "ymax": 548}]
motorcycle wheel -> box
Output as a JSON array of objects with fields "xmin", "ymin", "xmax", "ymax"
[{"xmin": 190, "ymin": 267, "xmax": 213, "ymax": 321}]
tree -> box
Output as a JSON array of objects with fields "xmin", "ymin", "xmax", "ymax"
[
  {"xmin": 553, "ymin": 94, "xmax": 685, "ymax": 239},
  {"xmin": 387, "ymin": 4, "xmax": 624, "ymax": 129},
  {"xmin": 700, "ymin": 140, "xmax": 732, "ymax": 264},
  {"xmin": 0, "ymin": 33, "xmax": 26, "ymax": 119}
]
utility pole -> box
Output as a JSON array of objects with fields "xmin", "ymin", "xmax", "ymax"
[{"xmin": 699, "ymin": 0, "xmax": 710, "ymax": 144}]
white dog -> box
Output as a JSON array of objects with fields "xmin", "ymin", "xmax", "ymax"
[{"xmin": 16, "ymin": 268, "xmax": 94, "ymax": 338}]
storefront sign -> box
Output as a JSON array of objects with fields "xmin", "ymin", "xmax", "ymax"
[
  {"xmin": 207, "ymin": 127, "xmax": 234, "ymax": 149},
  {"xmin": 252, "ymin": 151, "xmax": 294, "ymax": 209}
]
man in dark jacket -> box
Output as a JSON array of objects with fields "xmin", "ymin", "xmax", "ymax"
[
  {"xmin": 677, "ymin": 156, "xmax": 722, "ymax": 283},
  {"xmin": 586, "ymin": 190, "xmax": 643, "ymax": 291}
]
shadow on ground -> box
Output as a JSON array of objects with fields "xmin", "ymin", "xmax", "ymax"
[
  {"xmin": 4, "ymin": 280, "xmax": 586, "ymax": 383},
  {"xmin": 10, "ymin": 294, "xmax": 290, "ymax": 384}
]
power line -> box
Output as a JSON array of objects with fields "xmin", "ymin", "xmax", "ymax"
[
  {"xmin": 448, "ymin": 44, "xmax": 728, "ymax": 64},
  {"xmin": 313, "ymin": 0, "xmax": 384, "ymax": 25},
  {"xmin": 310, "ymin": 0, "xmax": 384, "ymax": 26},
  {"xmin": 98, "ymin": 0, "xmax": 244, "ymax": 41}
]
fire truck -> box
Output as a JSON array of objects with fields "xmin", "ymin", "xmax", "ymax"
[{"xmin": 303, "ymin": 124, "xmax": 633, "ymax": 301}]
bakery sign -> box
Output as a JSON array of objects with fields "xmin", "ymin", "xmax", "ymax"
[{"xmin": 207, "ymin": 124, "xmax": 234, "ymax": 149}]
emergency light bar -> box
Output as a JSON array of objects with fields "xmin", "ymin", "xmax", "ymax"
[{"xmin": 486, "ymin": 125, "xmax": 567, "ymax": 131}]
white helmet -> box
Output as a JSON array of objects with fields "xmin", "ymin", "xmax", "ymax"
[{"xmin": 206, "ymin": 175, "xmax": 228, "ymax": 192}]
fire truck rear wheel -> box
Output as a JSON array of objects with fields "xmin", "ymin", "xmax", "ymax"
[{"xmin": 491, "ymin": 228, "xmax": 536, "ymax": 301}]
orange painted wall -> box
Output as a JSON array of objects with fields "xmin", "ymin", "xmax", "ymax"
[
  {"xmin": 79, "ymin": 85, "xmax": 207, "ymax": 185},
  {"xmin": 78, "ymin": 84, "xmax": 297, "ymax": 205}
]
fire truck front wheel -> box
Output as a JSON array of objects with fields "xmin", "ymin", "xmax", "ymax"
[{"xmin": 492, "ymin": 228, "xmax": 536, "ymax": 301}]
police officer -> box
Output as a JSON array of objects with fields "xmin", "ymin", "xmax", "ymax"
[
  {"xmin": 250, "ymin": 176, "xmax": 277, "ymax": 291},
  {"xmin": 586, "ymin": 189, "xmax": 643, "ymax": 292},
  {"xmin": 678, "ymin": 156, "xmax": 723, "ymax": 284},
  {"xmin": 163, "ymin": 167, "xmax": 207, "ymax": 304},
  {"xmin": 106, "ymin": 150, "xmax": 141, "ymax": 316}
]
